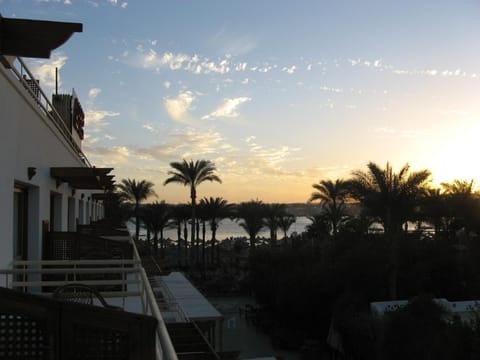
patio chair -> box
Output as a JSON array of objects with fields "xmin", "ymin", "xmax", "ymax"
[{"xmin": 53, "ymin": 283, "xmax": 121, "ymax": 309}]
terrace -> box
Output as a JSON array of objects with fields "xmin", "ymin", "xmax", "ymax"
[{"xmin": 0, "ymin": 220, "xmax": 224, "ymax": 360}]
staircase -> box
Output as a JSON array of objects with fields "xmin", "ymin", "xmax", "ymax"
[{"xmin": 166, "ymin": 322, "xmax": 219, "ymax": 360}]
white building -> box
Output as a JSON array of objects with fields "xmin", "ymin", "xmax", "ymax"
[{"xmin": 0, "ymin": 17, "xmax": 113, "ymax": 269}]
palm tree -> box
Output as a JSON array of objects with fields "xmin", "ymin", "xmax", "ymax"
[
  {"xmin": 441, "ymin": 179, "xmax": 479, "ymax": 236},
  {"xmin": 116, "ymin": 178, "xmax": 156, "ymax": 241},
  {"xmin": 164, "ymin": 160, "xmax": 221, "ymax": 264},
  {"xmin": 309, "ymin": 179, "xmax": 349, "ymax": 235},
  {"xmin": 200, "ymin": 197, "xmax": 234, "ymax": 264},
  {"xmin": 169, "ymin": 204, "xmax": 190, "ymax": 266},
  {"xmin": 348, "ymin": 161, "xmax": 430, "ymax": 299},
  {"xmin": 420, "ymin": 188, "xmax": 447, "ymax": 240},
  {"xmin": 277, "ymin": 214, "xmax": 296, "ymax": 245},
  {"xmin": 235, "ymin": 200, "xmax": 266, "ymax": 248},
  {"xmin": 263, "ymin": 203, "xmax": 287, "ymax": 248},
  {"xmin": 141, "ymin": 201, "xmax": 170, "ymax": 257}
]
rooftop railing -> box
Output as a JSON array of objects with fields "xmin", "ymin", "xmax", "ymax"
[{"xmin": 4, "ymin": 56, "xmax": 91, "ymax": 167}]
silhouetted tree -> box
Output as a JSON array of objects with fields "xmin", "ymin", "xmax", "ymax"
[
  {"xmin": 117, "ymin": 178, "xmax": 156, "ymax": 241},
  {"xmin": 200, "ymin": 197, "xmax": 234, "ymax": 265},
  {"xmin": 348, "ymin": 162, "xmax": 430, "ymax": 299},
  {"xmin": 309, "ymin": 179, "xmax": 350, "ymax": 235},
  {"xmin": 164, "ymin": 159, "xmax": 221, "ymax": 264},
  {"xmin": 235, "ymin": 200, "xmax": 266, "ymax": 248},
  {"xmin": 264, "ymin": 203, "xmax": 287, "ymax": 248}
]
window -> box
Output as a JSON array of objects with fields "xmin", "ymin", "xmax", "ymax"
[{"xmin": 13, "ymin": 185, "xmax": 28, "ymax": 260}]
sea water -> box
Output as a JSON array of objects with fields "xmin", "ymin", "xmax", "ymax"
[{"xmin": 128, "ymin": 216, "xmax": 312, "ymax": 241}]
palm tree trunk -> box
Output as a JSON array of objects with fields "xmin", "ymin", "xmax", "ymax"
[
  {"xmin": 135, "ymin": 203, "xmax": 140, "ymax": 241},
  {"xmin": 160, "ymin": 229, "xmax": 164, "ymax": 259},
  {"xmin": 196, "ymin": 219, "xmax": 200, "ymax": 265},
  {"xmin": 183, "ymin": 221, "xmax": 188, "ymax": 267},
  {"xmin": 177, "ymin": 223, "xmax": 181, "ymax": 266},
  {"xmin": 145, "ymin": 226, "xmax": 150, "ymax": 246},
  {"xmin": 388, "ymin": 228, "xmax": 401, "ymax": 300},
  {"xmin": 190, "ymin": 186, "xmax": 196, "ymax": 266},
  {"xmin": 202, "ymin": 221, "xmax": 206, "ymax": 268},
  {"xmin": 153, "ymin": 232, "xmax": 158, "ymax": 256},
  {"xmin": 211, "ymin": 224, "xmax": 217, "ymax": 265}
]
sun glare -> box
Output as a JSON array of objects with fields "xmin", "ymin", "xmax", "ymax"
[{"xmin": 429, "ymin": 121, "xmax": 480, "ymax": 189}]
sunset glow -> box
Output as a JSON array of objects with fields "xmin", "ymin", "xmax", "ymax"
[{"xmin": 4, "ymin": 0, "xmax": 480, "ymax": 203}]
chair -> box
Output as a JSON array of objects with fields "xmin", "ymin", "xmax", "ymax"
[{"xmin": 53, "ymin": 283, "xmax": 121, "ymax": 309}]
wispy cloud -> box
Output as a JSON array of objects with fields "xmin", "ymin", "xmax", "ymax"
[
  {"xmin": 164, "ymin": 91, "xmax": 196, "ymax": 121},
  {"xmin": 202, "ymin": 97, "xmax": 251, "ymax": 120},
  {"xmin": 85, "ymin": 110, "xmax": 120, "ymax": 132},
  {"xmin": 133, "ymin": 128, "xmax": 226, "ymax": 161},
  {"xmin": 282, "ymin": 65, "xmax": 297, "ymax": 74},
  {"xmin": 26, "ymin": 52, "xmax": 67, "ymax": 90},
  {"xmin": 241, "ymin": 136, "xmax": 301, "ymax": 176},
  {"xmin": 88, "ymin": 88, "xmax": 102, "ymax": 101},
  {"xmin": 142, "ymin": 124, "xmax": 157, "ymax": 133}
]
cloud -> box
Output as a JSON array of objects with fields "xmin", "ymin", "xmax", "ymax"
[
  {"xmin": 164, "ymin": 91, "xmax": 196, "ymax": 121},
  {"xmin": 83, "ymin": 145, "xmax": 130, "ymax": 165},
  {"xmin": 202, "ymin": 97, "xmax": 251, "ymax": 120},
  {"xmin": 142, "ymin": 124, "xmax": 157, "ymax": 133},
  {"xmin": 282, "ymin": 65, "xmax": 296, "ymax": 74},
  {"xmin": 85, "ymin": 109, "xmax": 120, "ymax": 132},
  {"xmin": 26, "ymin": 52, "xmax": 67, "ymax": 90},
  {"xmin": 133, "ymin": 128, "xmax": 226, "ymax": 161},
  {"xmin": 88, "ymin": 88, "xmax": 102, "ymax": 101},
  {"xmin": 237, "ymin": 137, "xmax": 301, "ymax": 176},
  {"xmin": 164, "ymin": 81, "xmax": 171, "ymax": 89}
]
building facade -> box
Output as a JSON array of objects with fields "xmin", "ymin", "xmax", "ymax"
[{"xmin": 0, "ymin": 21, "xmax": 112, "ymax": 269}]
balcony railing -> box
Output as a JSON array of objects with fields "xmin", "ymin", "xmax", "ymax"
[
  {"xmin": 0, "ymin": 242, "xmax": 179, "ymax": 360},
  {"xmin": 4, "ymin": 56, "xmax": 91, "ymax": 167}
]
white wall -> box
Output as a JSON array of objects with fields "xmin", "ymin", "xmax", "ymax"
[{"xmin": 0, "ymin": 62, "xmax": 104, "ymax": 268}]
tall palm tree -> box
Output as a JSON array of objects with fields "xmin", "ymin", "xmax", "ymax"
[
  {"xmin": 348, "ymin": 162, "xmax": 430, "ymax": 299},
  {"xmin": 200, "ymin": 197, "xmax": 234, "ymax": 264},
  {"xmin": 235, "ymin": 200, "xmax": 266, "ymax": 248},
  {"xmin": 263, "ymin": 203, "xmax": 287, "ymax": 248},
  {"xmin": 309, "ymin": 179, "xmax": 349, "ymax": 235},
  {"xmin": 164, "ymin": 160, "xmax": 222, "ymax": 263},
  {"xmin": 116, "ymin": 178, "xmax": 156, "ymax": 241}
]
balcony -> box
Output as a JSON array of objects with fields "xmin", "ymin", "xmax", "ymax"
[{"xmin": 0, "ymin": 223, "xmax": 178, "ymax": 360}]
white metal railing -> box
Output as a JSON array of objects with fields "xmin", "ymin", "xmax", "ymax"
[
  {"xmin": 151, "ymin": 275, "xmax": 189, "ymax": 322},
  {"xmin": 5, "ymin": 56, "xmax": 91, "ymax": 167},
  {"xmin": 132, "ymin": 243, "xmax": 179, "ymax": 360},
  {"xmin": 0, "ymin": 259, "xmax": 141, "ymax": 298},
  {"xmin": 0, "ymin": 255, "xmax": 178, "ymax": 360}
]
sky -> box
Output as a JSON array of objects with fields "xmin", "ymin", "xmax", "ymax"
[{"xmin": 2, "ymin": 0, "xmax": 480, "ymax": 203}]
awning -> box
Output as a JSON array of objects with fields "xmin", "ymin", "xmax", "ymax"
[
  {"xmin": 50, "ymin": 167, "xmax": 115, "ymax": 190},
  {"xmin": 0, "ymin": 16, "xmax": 82, "ymax": 58}
]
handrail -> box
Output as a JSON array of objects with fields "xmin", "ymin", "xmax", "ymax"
[
  {"xmin": 191, "ymin": 320, "xmax": 221, "ymax": 360},
  {"xmin": 152, "ymin": 275, "xmax": 189, "ymax": 322},
  {"xmin": 5, "ymin": 57, "xmax": 91, "ymax": 167},
  {"xmin": 132, "ymin": 241, "xmax": 179, "ymax": 360},
  {"xmin": 0, "ymin": 259, "xmax": 141, "ymax": 298}
]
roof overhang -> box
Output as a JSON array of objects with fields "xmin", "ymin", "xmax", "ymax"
[
  {"xmin": 51, "ymin": 167, "xmax": 115, "ymax": 190},
  {"xmin": 0, "ymin": 15, "xmax": 82, "ymax": 59}
]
